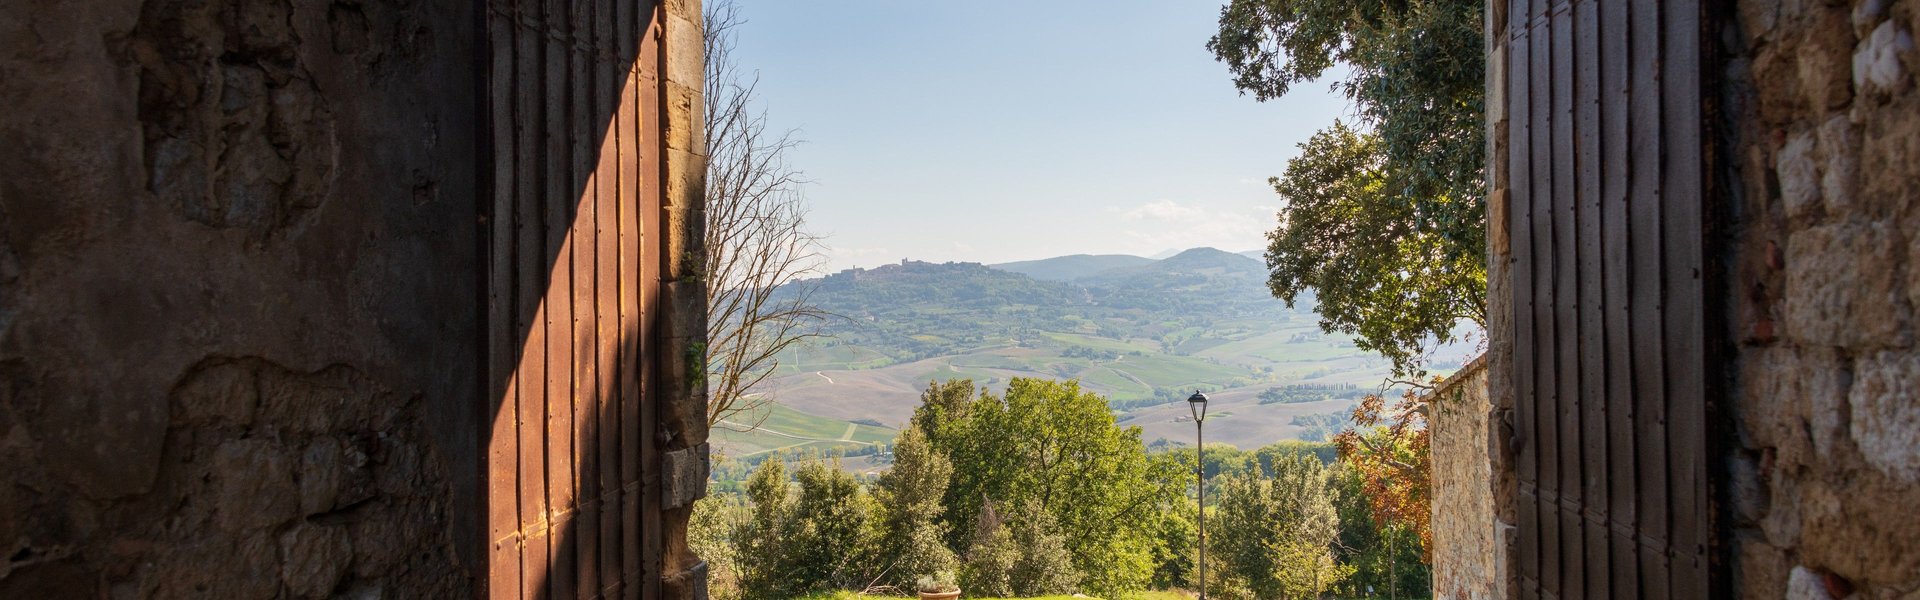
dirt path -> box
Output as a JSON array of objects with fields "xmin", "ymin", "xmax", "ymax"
[
  {"xmin": 839, "ymin": 422, "xmax": 858, "ymax": 440},
  {"xmin": 815, "ymin": 371, "xmax": 835, "ymax": 384}
]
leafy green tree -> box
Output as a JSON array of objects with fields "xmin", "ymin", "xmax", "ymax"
[
  {"xmin": 960, "ymin": 504, "xmax": 1020, "ymax": 598},
  {"xmin": 733, "ymin": 459, "xmax": 878, "ymax": 599},
  {"xmin": 872, "ymin": 427, "xmax": 958, "ymax": 590},
  {"xmin": 690, "ymin": 494, "xmax": 749, "ymax": 600},
  {"xmin": 920, "ymin": 378, "xmax": 1182, "ymax": 598},
  {"xmin": 786, "ymin": 461, "xmax": 879, "ymax": 591},
  {"xmin": 909, "ymin": 379, "xmax": 975, "ymax": 452},
  {"xmin": 1006, "ymin": 500, "xmax": 1080, "ymax": 596},
  {"xmin": 1329, "ymin": 462, "xmax": 1431, "ymax": 599},
  {"xmin": 735, "ymin": 460, "xmax": 797, "ymax": 599},
  {"xmin": 1209, "ymin": 0, "xmax": 1486, "ymax": 376},
  {"xmin": 1212, "ymin": 453, "xmax": 1348, "ymax": 599},
  {"xmin": 1146, "ymin": 452, "xmax": 1199, "ymax": 591}
]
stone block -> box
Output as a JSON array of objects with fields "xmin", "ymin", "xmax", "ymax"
[
  {"xmin": 1849, "ymin": 351, "xmax": 1920, "ymax": 482},
  {"xmin": 665, "ymin": 14, "xmax": 704, "ymax": 87},
  {"xmin": 1788, "ymin": 566, "xmax": 1839, "ymax": 600},
  {"xmin": 1739, "ymin": 347, "xmax": 1849, "ymax": 465},
  {"xmin": 1783, "ymin": 221, "xmax": 1912, "ymax": 349},
  {"xmin": 278, "ymin": 523, "xmax": 351, "ymax": 599},
  {"xmin": 1729, "ymin": 452, "xmax": 1769, "ymax": 526},
  {"xmin": 299, "ymin": 438, "xmax": 344, "ymax": 516},
  {"xmin": 1798, "ymin": 473, "xmax": 1920, "ymax": 582},
  {"xmin": 1735, "ymin": 532, "xmax": 1791, "ymax": 600},
  {"xmin": 1739, "ymin": 0, "xmax": 1780, "ymax": 45},
  {"xmin": 1853, "ymin": 0, "xmax": 1890, "ymax": 36},
  {"xmin": 1800, "ymin": 9, "xmax": 1858, "ymax": 111},
  {"xmin": 299, "ymin": 435, "xmax": 373, "ymax": 516},
  {"xmin": 211, "ymin": 438, "xmax": 297, "ymax": 531},
  {"xmin": 1763, "ymin": 470, "xmax": 1804, "ymax": 547},
  {"xmin": 1816, "ymin": 116, "xmax": 1860, "ymax": 215},
  {"xmin": 258, "ymin": 363, "xmax": 373, "ymax": 434},
  {"xmin": 662, "ymin": 442, "xmax": 709, "ymax": 510},
  {"xmin": 1854, "ymin": 21, "xmax": 1915, "ymax": 96},
  {"xmin": 663, "ymin": 560, "xmax": 708, "ymax": 600},
  {"xmin": 1753, "ymin": 47, "xmax": 1806, "ymax": 123},
  {"xmin": 1857, "ymin": 100, "xmax": 1920, "ymax": 216},
  {"xmin": 663, "ymin": 83, "xmax": 702, "ymax": 153},
  {"xmin": 1779, "ymin": 129, "xmax": 1823, "ymax": 220}
]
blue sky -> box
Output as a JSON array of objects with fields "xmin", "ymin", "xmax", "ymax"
[{"xmin": 728, "ymin": 0, "xmax": 1350, "ymax": 271}]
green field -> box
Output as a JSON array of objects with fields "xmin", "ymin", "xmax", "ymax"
[{"xmin": 712, "ymin": 403, "xmax": 897, "ymax": 458}]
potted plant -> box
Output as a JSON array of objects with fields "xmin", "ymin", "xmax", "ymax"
[{"xmin": 916, "ymin": 571, "xmax": 961, "ymax": 600}]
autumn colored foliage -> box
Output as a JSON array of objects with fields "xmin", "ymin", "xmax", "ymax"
[{"xmin": 1332, "ymin": 383, "xmax": 1434, "ymax": 553}]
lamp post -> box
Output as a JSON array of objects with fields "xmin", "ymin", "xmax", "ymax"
[{"xmin": 1188, "ymin": 391, "xmax": 1210, "ymax": 599}]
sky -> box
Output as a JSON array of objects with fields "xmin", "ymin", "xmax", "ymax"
[{"xmin": 727, "ymin": 0, "xmax": 1351, "ymax": 271}]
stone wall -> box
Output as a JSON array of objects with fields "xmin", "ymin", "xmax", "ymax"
[
  {"xmin": 0, "ymin": 0, "xmax": 484, "ymax": 595},
  {"xmin": 1724, "ymin": 0, "xmax": 1920, "ymax": 597},
  {"xmin": 1430, "ymin": 358, "xmax": 1499, "ymax": 600}
]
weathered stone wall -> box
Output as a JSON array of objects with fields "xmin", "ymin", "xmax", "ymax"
[
  {"xmin": 1725, "ymin": 0, "xmax": 1920, "ymax": 597},
  {"xmin": 1430, "ymin": 358, "xmax": 1499, "ymax": 600},
  {"xmin": 1480, "ymin": 0, "xmax": 1518, "ymax": 597},
  {"xmin": 0, "ymin": 0, "xmax": 484, "ymax": 595}
]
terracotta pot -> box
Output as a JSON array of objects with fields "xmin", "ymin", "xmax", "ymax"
[{"xmin": 918, "ymin": 589, "xmax": 961, "ymax": 600}]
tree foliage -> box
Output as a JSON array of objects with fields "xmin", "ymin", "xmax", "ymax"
[
  {"xmin": 1332, "ymin": 387, "xmax": 1434, "ymax": 552},
  {"xmin": 1329, "ymin": 461, "xmax": 1431, "ymax": 598},
  {"xmin": 1208, "ymin": 453, "xmax": 1349, "ymax": 599},
  {"xmin": 732, "ymin": 459, "xmax": 879, "ymax": 599},
  {"xmin": 871, "ymin": 426, "xmax": 958, "ymax": 590},
  {"xmin": 960, "ymin": 504, "xmax": 1020, "ymax": 598},
  {"xmin": 919, "ymin": 378, "xmax": 1185, "ymax": 598},
  {"xmin": 689, "ymin": 494, "xmax": 749, "ymax": 600},
  {"xmin": 1209, "ymin": 0, "xmax": 1486, "ymax": 377}
]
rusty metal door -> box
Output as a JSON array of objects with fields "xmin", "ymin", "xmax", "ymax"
[
  {"xmin": 1502, "ymin": 0, "xmax": 1717, "ymax": 597},
  {"xmin": 481, "ymin": 0, "xmax": 666, "ymax": 597}
]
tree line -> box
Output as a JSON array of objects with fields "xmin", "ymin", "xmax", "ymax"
[{"xmin": 692, "ymin": 378, "xmax": 1430, "ymax": 599}]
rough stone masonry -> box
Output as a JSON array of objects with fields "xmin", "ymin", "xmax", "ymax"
[{"xmin": 1725, "ymin": 0, "xmax": 1920, "ymax": 597}]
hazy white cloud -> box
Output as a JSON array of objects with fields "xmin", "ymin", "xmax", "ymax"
[
  {"xmin": 1118, "ymin": 199, "xmax": 1209, "ymax": 222},
  {"xmin": 1111, "ymin": 200, "xmax": 1272, "ymax": 255}
]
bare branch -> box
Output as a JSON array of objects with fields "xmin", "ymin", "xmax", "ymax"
[{"xmin": 702, "ymin": 0, "xmax": 831, "ymax": 429}]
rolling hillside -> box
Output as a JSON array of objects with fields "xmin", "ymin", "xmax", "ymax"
[
  {"xmin": 990, "ymin": 253, "xmax": 1156, "ymax": 282},
  {"xmin": 711, "ymin": 247, "xmax": 1477, "ymax": 457}
]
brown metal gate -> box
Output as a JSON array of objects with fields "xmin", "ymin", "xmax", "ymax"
[
  {"xmin": 1502, "ymin": 0, "xmax": 1716, "ymax": 597},
  {"xmin": 481, "ymin": 0, "xmax": 668, "ymax": 597}
]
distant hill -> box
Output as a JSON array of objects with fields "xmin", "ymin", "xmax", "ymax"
[
  {"xmin": 718, "ymin": 247, "xmax": 1477, "ymax": 457},
  {"xmin": 991, "ymin": 254, "xmax": 1154, "ymax": 282},
  {"xmin": 1237, "ymin": 249, "xmax": 1265, "ymax": 261},
  {"xmin": 1147, "ymin": 248, "xmax": 1183, "ymax": 260},
  {"xmin": 812, "ymin": 260, "xmax": 1085, "ymax": 309},
  {"xmin": 1085, "ymin": 247, "xmax": 1264, "ymax": 281}
]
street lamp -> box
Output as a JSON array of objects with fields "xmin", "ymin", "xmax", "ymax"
[{"xmin": 1188, "ymin": 390, "xmax": 1210, "ymax": 599}]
